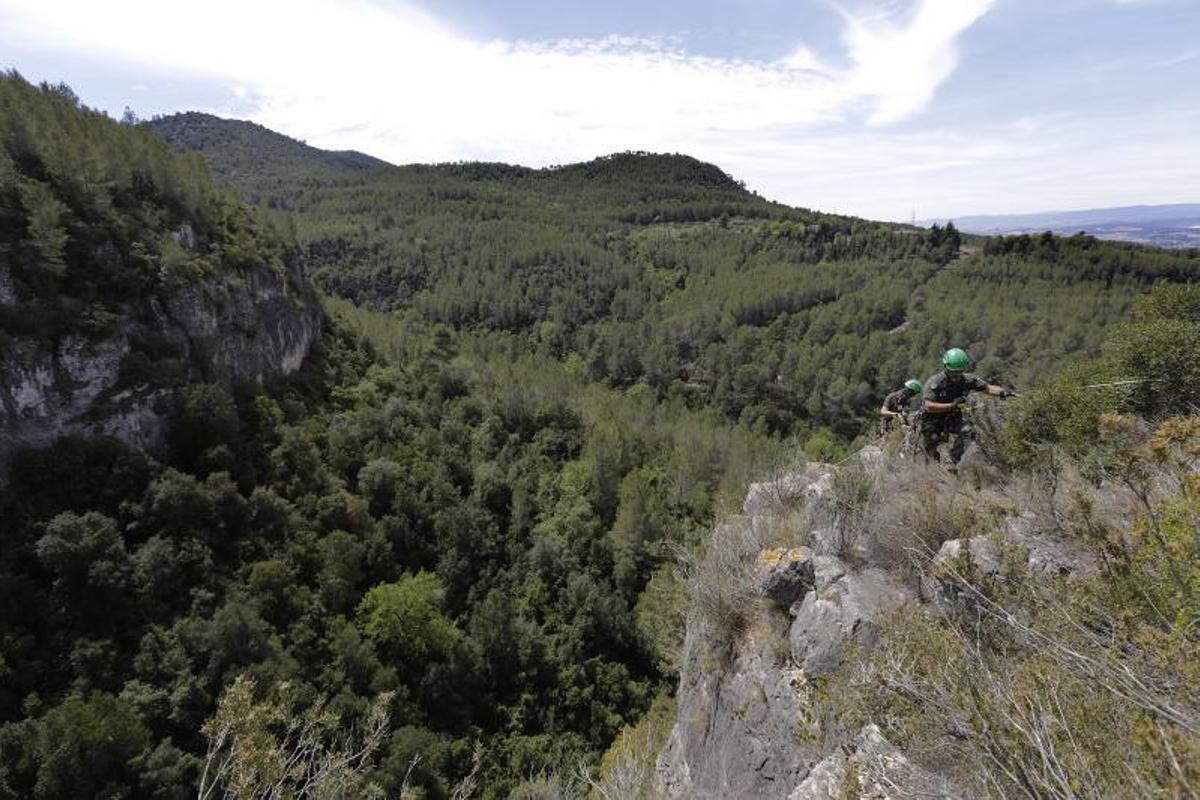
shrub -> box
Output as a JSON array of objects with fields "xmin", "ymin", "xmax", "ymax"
[
  {"xmin": 198, "ymin": 675, "xmax": 392, "ymax": 800},
  {"xmin": 680, "ymin": 516, "xmax": 770, "ymax": 659},
  {"xmin": 1105, "ymin": 316, "xmax": 1200, "ymax": 418},
  {"xmin": 1004, "ymin": 283, "xmax": 1200, "ymax": 470},
  {"xmin": 825, "ymin": 417, "xmax": 1200, "ymax": 798},
  {"xmin": 356, "ymin": 572, "xmax": 461, "ymax": 669}
]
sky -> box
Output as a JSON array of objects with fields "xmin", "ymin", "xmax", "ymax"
[{"xmin": 1, "ymin": 0, "xmax": 1198, "ymax": 220}]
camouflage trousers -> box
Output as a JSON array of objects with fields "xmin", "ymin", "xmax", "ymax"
[{"xmin": 921, "ymin": 413, "xmax": 973, "ymax": 465}]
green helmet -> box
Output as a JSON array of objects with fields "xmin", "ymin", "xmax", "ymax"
[
  {"xmin": 904, "ymin": 379, "xmax": 923, "ymax": 394},
  {"xmin": 942, "ymin": 348, "xmax": 970, "ymax": 373}
]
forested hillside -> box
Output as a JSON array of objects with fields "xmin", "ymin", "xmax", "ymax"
[
  {"xmin": 2, "ymin": 79, "xmax": 1198, "ymax": 800},
  {"xmin": 0, "ymin": 75, "xmax": 782, "ymax": 798},
  {"xmin": 150, "ymin": 114, "xmax": 1200, "ymax": 447}
]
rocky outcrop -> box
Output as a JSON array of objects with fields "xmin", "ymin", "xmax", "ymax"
[
  {"xmin": 789, "ymin": 568, "xmax": 914, "ymax": 679},
  {"xmin": 744, "ymin": 463, "xmax": 834, "ymax": 516},
  {"xmin": 0, "ymin": 261, "xmax": 321, "ymax": 469},
  {"xmin": 657, "ymin": 435, "xmax": 1130, "ymax": 799},
  {"xmin": 656, "ymin": 559, "xmax": 919, "ymax": 799},
  {"xmin": 656, "ymin": 616, "xmax": 821, "ymax": 799},
  {"xmin": 789, "ymin": 724, "xmax": 960, "ymax": 800},
  {"xmin": 925, "ymin": 512, "xmax": 1099, "ymax": 606},
  {"xmin": 657, "ymin": 449, "xmax": 993, "ymax": 798},
  {"xmin": 757, "ymin": 547, "xmax": 816, "ymax": 609}
]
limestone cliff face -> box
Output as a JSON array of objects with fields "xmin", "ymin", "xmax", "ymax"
[
  {"xmin": 657, "ymin": 607, "xmax": 820, "ymax": 798},
  {"xmin": 0, "ymin": 259, "xmax": 321, "ymax": 467},
  {"xmin": 656, "ymin": 457, "xmax": 912, "ymax": 799},
  {"xmin": 655, "ymin": 449, "xmax": 1097, "ymax": 799}
]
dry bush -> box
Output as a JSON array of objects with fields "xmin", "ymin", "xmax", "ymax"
[
  {"xmin": 826, "ymin": 463, "xmax": 877, "ymax": 562},
  {"xmin": 838, "ymin": 574, "xmax": 1200, "ymax": 799},
  {"xmin": 508, "ymin": 768, "xmax": 586, "ymax": 800},
  {"xmin": 679, "ymin": 514, "xmax": 791, "ymax": 659},
  {"xmin": 824, "ymin": 418, "xmax": 1200, "ymax": 798},
  {"xmin": 823, "ymin": 451, "xmax": 992, "ymax": 576},
  {"xmin": 198, "ymin": 675, "xmax": 392, "ymax": 800},
  {"xmin": 586, "ymin": 694, "xmax": 675, "ymax": 800},
  {"xmin": 901, "ymin": 483, "xmax": 991, "ymax": 558}
]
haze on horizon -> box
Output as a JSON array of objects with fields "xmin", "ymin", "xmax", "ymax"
[{"xmin": 2, "ymin": 0, "xmax": 1198, "ymax": 221}]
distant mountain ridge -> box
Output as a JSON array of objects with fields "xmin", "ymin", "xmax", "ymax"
[
  {"xmin": 923, "ymin": 203, "xmax": 1200, "ymax": 248},
  {"xmin": 147, "ymin": 112, "xmax": 751, "ymax": 201},
  {"xmin": 145, "ymin": 112, "xmax": 390, "ymax": 181}
]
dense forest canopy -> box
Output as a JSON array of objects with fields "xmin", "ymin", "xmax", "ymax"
[
  {"xmin": 150, "ymin": 113, "xmax": 1200, "ymax": 445},
  {"xmin": 0, "ymin": 74, "xmax": 781, "ymax": 798},
  {"xmin": 0, "ymin": 77, "xmax": 303, "ymax": 348}
]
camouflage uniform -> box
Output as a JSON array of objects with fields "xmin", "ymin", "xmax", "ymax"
[
  {"xmin": 920, "ymin": 371, "xmax": 988, "ymax": 464},
  {"xmin": 879, "ymin": 387, "xmax": 916, "ymax": 435}
]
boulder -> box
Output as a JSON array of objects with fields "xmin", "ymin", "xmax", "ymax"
[
  {"xmin": 928, "ymin": 518, "xmax": 1098, "ymax": 594},
  {"xmin": 812, "ymin": 555, "xmax": 847, "ymax": 592},
  {"xmin": 744, "ymin": 464, "xmax": 834, "ymax": 515},
  {"xmin": 757, "ymin": 547, "xmax": 816, "ymax": 609},
  {"xmin": 790, "ymin": 568, "xmax": 914, "ymax": 678},
  {"xmin": 789, "ymin": 724, "xmax": 962, "ymax": 799}
]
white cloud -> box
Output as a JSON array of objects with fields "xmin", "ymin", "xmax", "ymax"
[
  {"xmin": 0, "ymin": 0, "xmax": 990, "ymax": 164},
  {"xmin": 840, "ymin": 0, "xmax": 995, "ymax": 124},
  {"xmin": 1161, "ymin": 49, "xmax": 1200, "ymax": 68},
  {"xmin": 7, "ymin": 0, "xmax": 1190, "ymax": 220}
]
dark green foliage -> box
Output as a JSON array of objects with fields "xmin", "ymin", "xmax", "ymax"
[
  {"xmin": 1105, "ymin": 283, "xmax": 1200, "ymax": 417},
  {"xmin": 0, "ymin": 313, "xmax": 779, "ymax": 796},
  {"xmin": 149, "ymin": 113, "xmax": 1200, "ymax": 441},
  {"xmin": 0, "ymin": 693, "xmax": 149, "ymax": 800},
  {"xmin": 0, "ymin": 72, "xmax": 293, "ymax": 343},
  {"xmin": 1005, "ymin": 282, "xmax": 1200, "ymax": 466}
]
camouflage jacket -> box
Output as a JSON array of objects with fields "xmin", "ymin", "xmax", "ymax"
[
  {"xmin": 923, "ymin": 371, "xmax": 988, "ymax": 407},
  {"xmin": 882, "ymin": 387, "xmax": 916, "ymax": 414}
]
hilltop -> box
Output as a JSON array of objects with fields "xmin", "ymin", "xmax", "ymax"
[
  {"xmin": 146, "ymin": 112, "xmax": 389, "ymax": 181},
  {"xmin": 149, "ymin": 112, "xmax": 1200, "ymax": 447}
]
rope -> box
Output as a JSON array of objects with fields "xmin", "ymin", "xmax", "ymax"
[
  {"xmin": 1078, "ymin": 379, "xmax": 1159, "ymax": 390},
  {"xmin": 835, "ymin": 445, "xmax": 868, "ymax": 466}
]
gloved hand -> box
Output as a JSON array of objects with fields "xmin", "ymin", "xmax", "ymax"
[{"xmin": 1001, "ymin": 387, "xmax": 1018, "ymax": 398}]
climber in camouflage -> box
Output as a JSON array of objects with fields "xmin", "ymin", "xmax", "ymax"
[
  {"xmin": 879, "ymin": 378, "xmax": 923, "ymax": 436},
  {"xmin": 922, "ymin": 348, "xmax": 1016, "ymax": 468}
]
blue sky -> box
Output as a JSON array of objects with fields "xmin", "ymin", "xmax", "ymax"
[{"xmin": 2, "ymin": 0, "xmax": 1198, "ymax": 220}]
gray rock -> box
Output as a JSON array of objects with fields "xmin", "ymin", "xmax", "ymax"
[
  {"xmin": 744, "ymin": 463, "xmax": 834, "ymax": 515},
  {"xmin": 656, "ymin": 619, "xmax": 821, "ymax": 799},
  {"xmin": 757, "ymin": 547, "xmax": 816, "ymax": 609},
  {"xmin": 812, "ymin": 555, "xmax": 848, "ymax": 592},
  {"xmin": 929, "ymin": 522, "xmax": 1098, "ymax": 589},
  {"xmin": 933, "ymin": 536, "xmax": 1003, "ymax": 577},
  {"xmin": 924, "ymin": 523, "xmax": 1099, "ymax": 615},
  {"xmin": 172, "ymin": 222, "xmax": 197, "ymax": 249},
  {"xmin": 0, "ymin": 264, "xmax": 15, "ymax": 307},
  {"xmin": 0, "ymin": 257, "xmax": 321, "ymax": 472},
  {"xmin": 790, "ymin": 724, "xmax": 962, "ymax": 799},
  {"xmin": 790, "ymin": 568, "xmax": 914, "ymax": 678}
]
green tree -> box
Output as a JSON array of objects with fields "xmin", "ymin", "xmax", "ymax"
[
  {"xmin": 12, "ymin": 693, "xmax": 149, "ymax": 799},
  {"xmin": 356, "ymin": 572, "xmax": 461, "ymax": 670}
]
